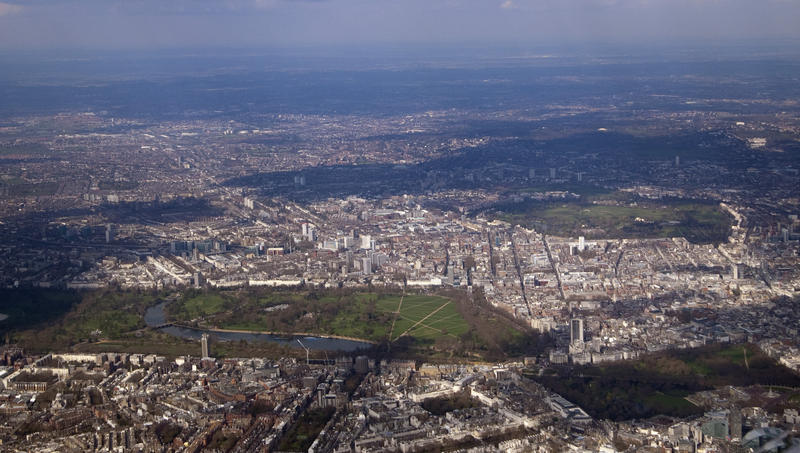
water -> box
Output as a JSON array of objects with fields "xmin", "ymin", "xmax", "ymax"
[{"xmin": 144, "ymin": 302, "xmax": 371, "ymax": 352}]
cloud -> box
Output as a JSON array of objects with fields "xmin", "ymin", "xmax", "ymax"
[
  {"xmin": 0, "ymin": 1, "xmax": 22, "ymax": 16},
  {"xmin": 500, "ymin": 0, "xmax": 515, "ymax": 9}
]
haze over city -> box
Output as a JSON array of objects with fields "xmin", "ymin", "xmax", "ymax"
[{"xmin": 0, "ymin": 0, "xmax": 799, "ymax": 452}]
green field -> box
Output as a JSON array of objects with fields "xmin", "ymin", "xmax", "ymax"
[
  {"xmin": 491, "ymin": 195, "xmax": 731, "ymax": 244},
  {"xmin": 179, "ymin": 293, "xmax": 226, "ymax": 318},
  {"xmin": 7, "ymin": 287, "xmax": 546, "ymax": 361},
  {"xmin": 170, "ymin": 290, "xmax": 469, "ymax": 345},
  {"xmin": 374, "ymin": 294, "xmax": 470, "ymax": 341},
  {"xmin": 166, "ymin": 288, "xmax": 549, "ymax": 360}
]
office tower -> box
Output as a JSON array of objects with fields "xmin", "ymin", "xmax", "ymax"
[
  {"xmin": 360, "ymin": 235, "xmax": 373, "ymax": 250},
  {"xmin": 201, "ymin": 333, "xmax": 209, "ymax": 359},
  {"xmin": 570, "ymin": 319, "xmax": 584, "ymax": 345}
]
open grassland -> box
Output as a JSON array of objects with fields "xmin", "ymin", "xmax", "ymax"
[
  {"xmin": 180, "ymin": 293, "xmax": 226, "ymax": 318},
  {"xmin": 493, "ymin": 194, "xmax": 730, "ymax": 244},
  {"xmin": 10, "ymin": 287, "xmax": 548, "ymax": 361},
  {"xmin": 374, "ymin": 294, "xmax": 469, "ymax": 341},
  {"xmin": 167, "ymin": 288, "xmax": 549, "ymax": 360},
  {"xmin": 172, "ymin": 290, "xmax": 469, "ymax": 345}
]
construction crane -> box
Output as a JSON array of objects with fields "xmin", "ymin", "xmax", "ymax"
[{"xmin": 296, "ymin": 339, "xmax": 310, "ymax": 365}]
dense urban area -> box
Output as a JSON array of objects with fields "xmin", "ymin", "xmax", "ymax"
[{"xmin": 0, "ymin": 52, "xmax": 799, "ymax": 452}]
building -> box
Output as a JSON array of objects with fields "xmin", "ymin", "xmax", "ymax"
[
  {"xmin": 732, "ymin": 263, "xmax": 744, "ymax": 280},
  {"xmin": 201, "ymin": 333, "xmax": 210, "ymax": 359},
  {"xmin": 570, "ymin": 319, "xmax": 584, "ymax": 346},
  {"xmin": 360, "ymin": 235, "xmax": 373, "ymax": 250},
  {"xmin": 301, "ymin": 223, "xmax": 316, "ymax": 242},
  {"xmin": 354, "ymin": 355, "xmax": 371, "ymax": 374}
]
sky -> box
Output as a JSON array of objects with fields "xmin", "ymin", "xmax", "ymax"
[{"xmin": 0, "ymin": 0, "xmax": 799, "ymax": 51}]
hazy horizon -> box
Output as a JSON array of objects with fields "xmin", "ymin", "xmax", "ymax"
[{"xmin": 1, "ymin": 0, "xmax": 799, "ymax": 52}]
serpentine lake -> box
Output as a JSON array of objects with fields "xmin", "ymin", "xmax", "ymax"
[{"xmin": 144, "ymin": 302, "xmax": 372, "ymax": 352}]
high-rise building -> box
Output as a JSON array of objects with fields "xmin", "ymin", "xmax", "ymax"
[
  {"xmin": 361, "ymin": 257, "xmax": 372, "ymax": 275},
  {"xmin": 732, "ymin": 263, "xmax": 744, "ymax": 280},
  {"xmin": 729, "ymin": 405, "xmax": 742, "ymax": 441},
  {"xmin": 549, "ymin": 168, "xmax": 556, "ymax": 179},
  {"xmin": 360, "ymin": 235, "xmax": 373, "ymax": 250},
  {"xmin": 354, "ymin": 355, "xmax": 370, "ymax": 374},
  {"xmin": 201, "ymin": 333, "xmax": 209, "ymax": 359},
  {"xmin": 570, "ymin": 319, "xmax": 584, "ymax": 346},
  {"xmin": 301, "ymin": 223, "xmax": 316, "ymax": 242},
  {"xmin": 578, "ymin": 236, "xmax": 585, "ymax": 252}
]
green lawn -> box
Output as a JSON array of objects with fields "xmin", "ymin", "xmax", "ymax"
[
  {"xmin": 184, "ymin": 291, "xmax": 470, "ymax": 344},
  {"xmin": 644, "ymin": 391, "xmax": 696, "ymax": 412},
  {"xmin": 377, "ymin": 294, "xmax": 468, "ymax": 342},
  {"xmin": 9, "ymin": 287, "xmax": 541, "ymax": 361},
  {"xmin": 181, "ymin": 294, "xmax": 226, "ymax": 318},
  {"xmin": 495, "ymin": 197, "xmax": 730, "ymax": 244},
  {"xmin": 714, "ymin": 345, "xmax": 751, "ymax": 367}
]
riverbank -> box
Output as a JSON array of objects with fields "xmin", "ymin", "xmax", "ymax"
[
  {"xmin": 171, "ymin": 323, "xmax": 379, "ymax": 345},
  {"xmin": 145, "ymin": 302, "xmax": 373, "ymax": 352}
]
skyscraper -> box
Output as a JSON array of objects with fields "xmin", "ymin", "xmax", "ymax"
[
  {"xmin": 570, "ymin": 319, "xmax": 584, "ymax": 346},
  {"xmin": 201, "ymin": 333, "xmax": 209, "ymax": 359}
]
